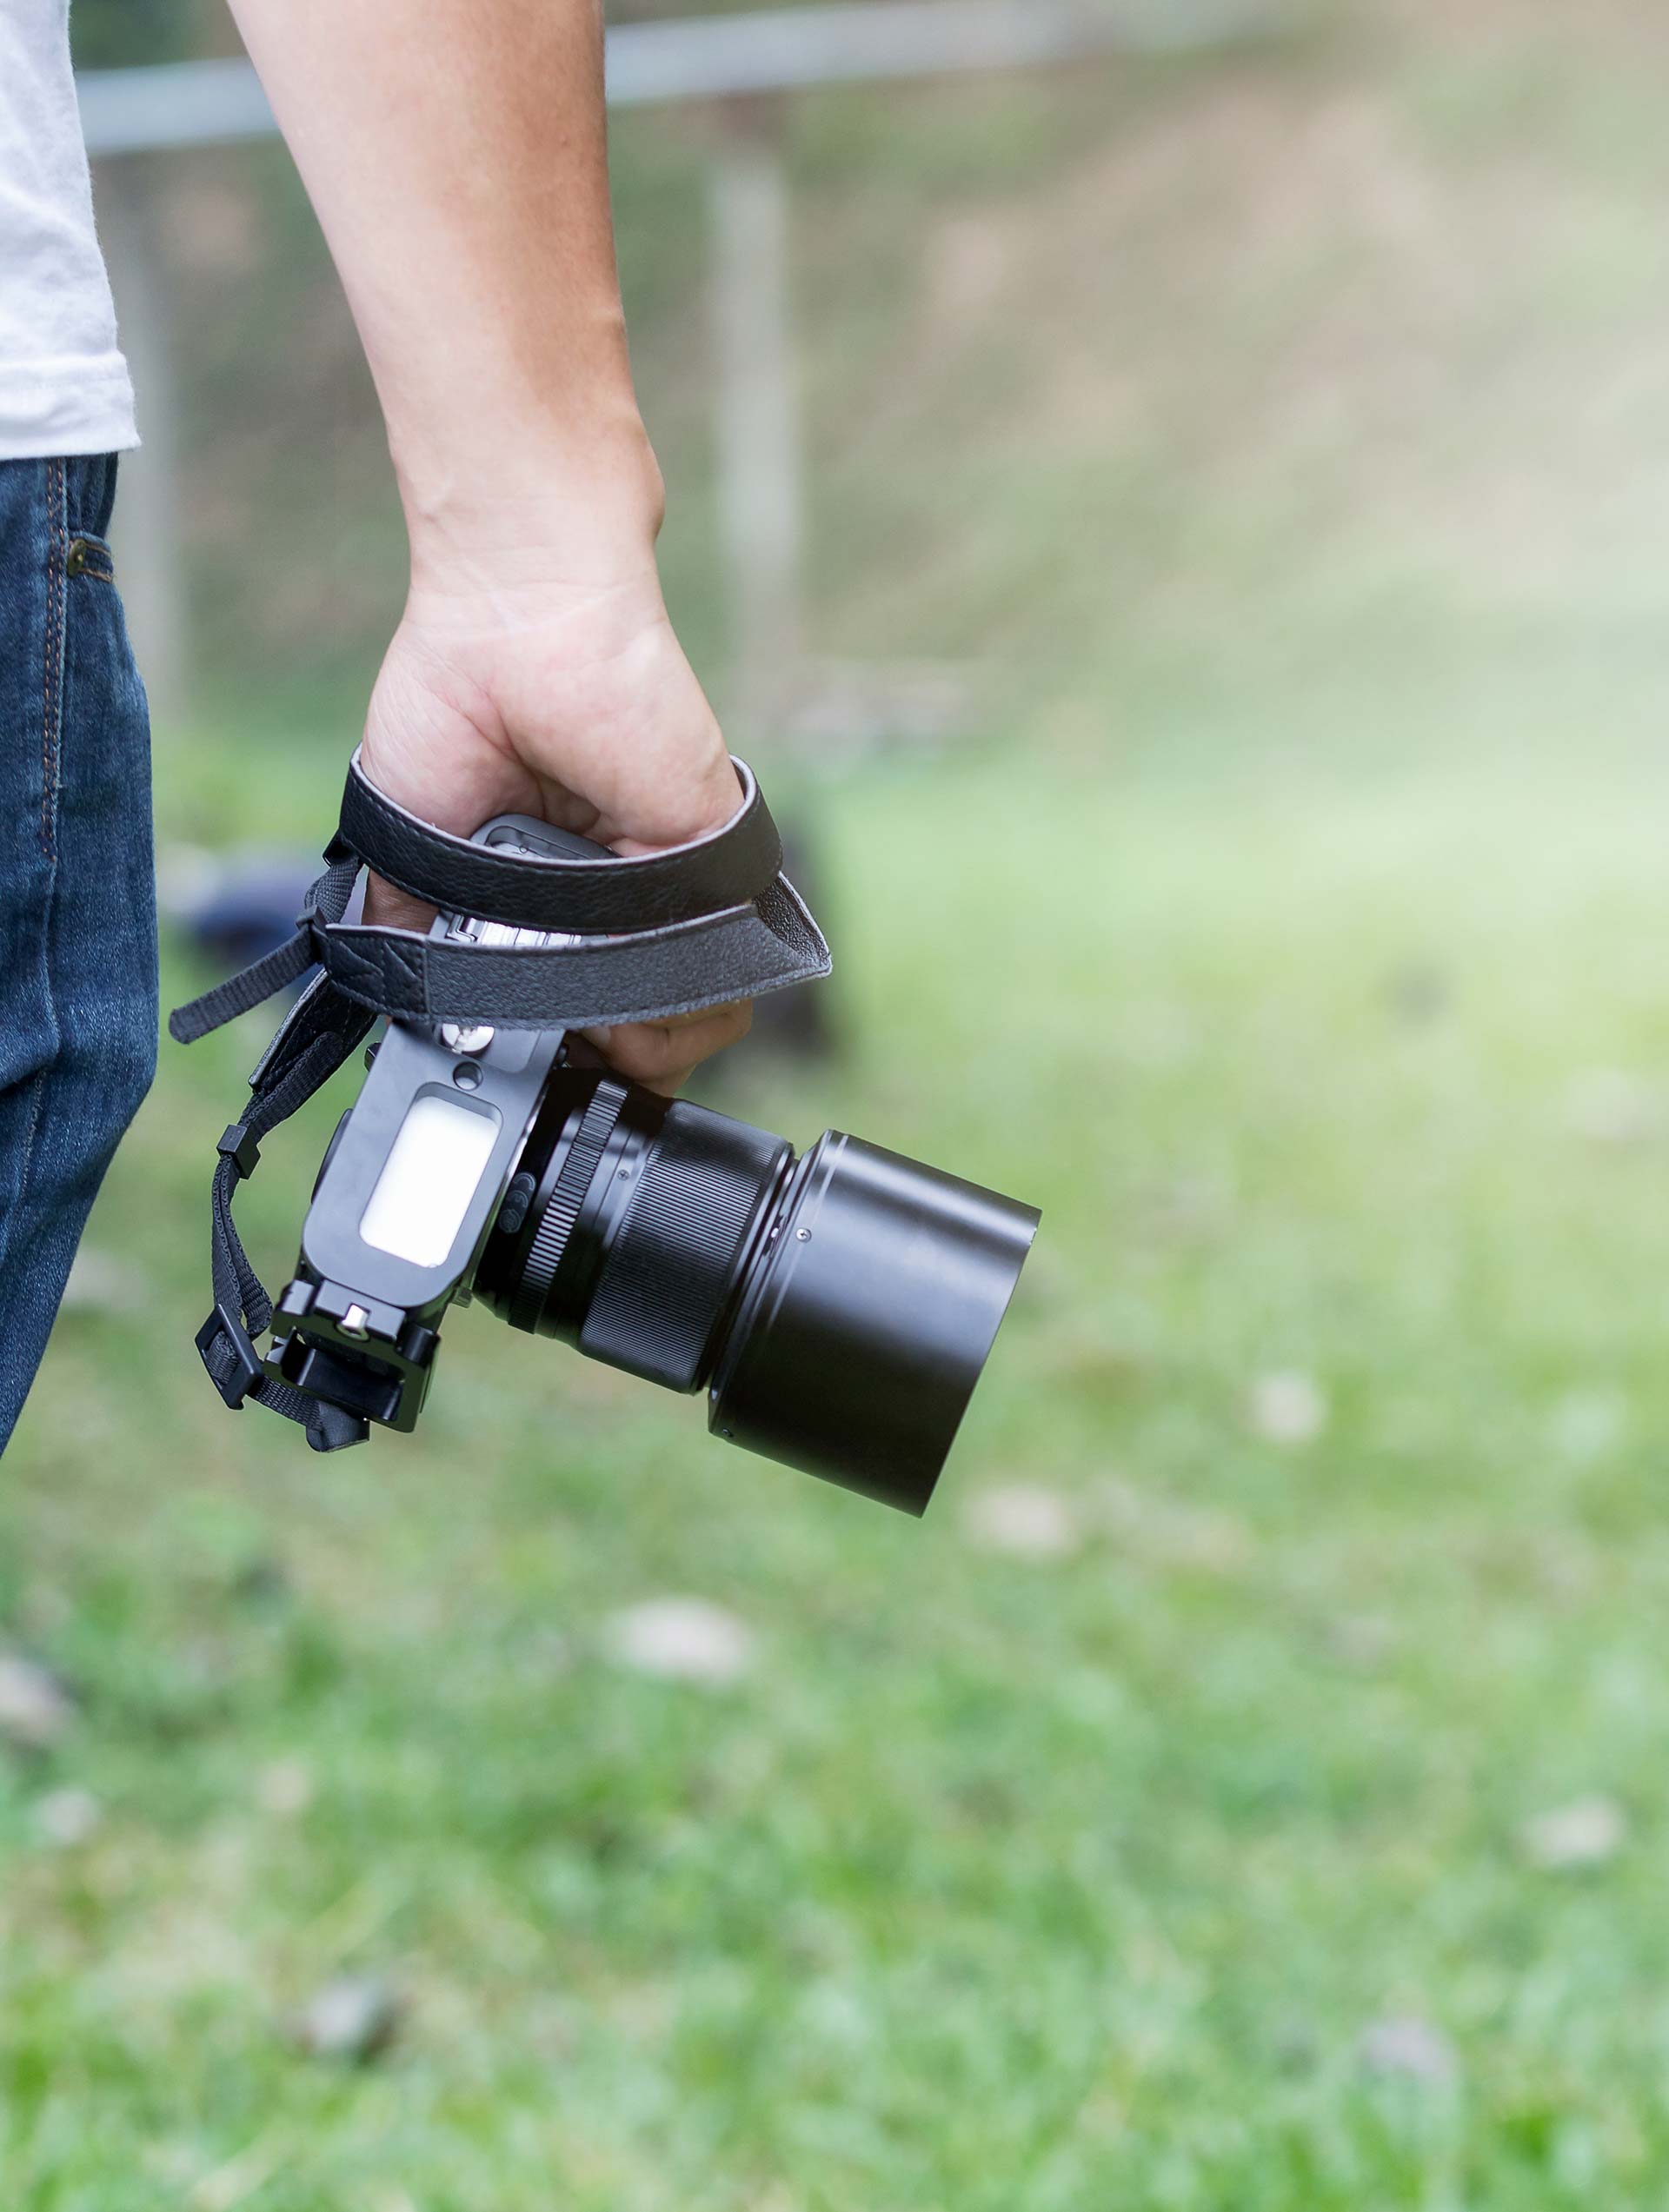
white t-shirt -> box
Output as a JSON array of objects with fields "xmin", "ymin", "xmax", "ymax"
[{"xmin": 0, "ymin": 0, "xmax": 136, "ymax": 458}]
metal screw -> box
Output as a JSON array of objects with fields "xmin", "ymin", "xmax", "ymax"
[
  {"xmin": 440, "ymin": 1022, "xmax": 494, "ymax": 1055},
  {"xmin": 341, "ymin": 1304, "xmax": 370, "ymax": 1339},
  {"xmin": 795, "ymin": 1227, "xmax": 811, "ymax": 1240}
]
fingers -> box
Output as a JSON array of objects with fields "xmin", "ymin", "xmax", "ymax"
[
  {"xmin": 361, "ymin": 872, "xmax": 435, "ymax": 933},
  {"xmin": 582, "ymin": 1000, "xmax": 753, "ymax": 1096}
]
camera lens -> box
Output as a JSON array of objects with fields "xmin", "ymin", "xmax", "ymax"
[
  {"xmin": 475, "ymin": 1069, "xmax": 1038, "ymax": 1513},
  {"xmin": 475, "ymin": 1069, "xmax": 793, "ymax": 1391}
]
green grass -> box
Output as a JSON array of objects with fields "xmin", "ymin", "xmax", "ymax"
[
  {"xmin": 36, "ymin": 1, "xmax": 1669, "ymax": 2197},
  {"xmin": 10, "ymin": 727, "xmax": 1669, "ymax": 2205}
]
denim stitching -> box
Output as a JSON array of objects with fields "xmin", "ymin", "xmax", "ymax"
[{"xmin": 41, "ymin": 460, "xmax": 63, "ymax": 861}]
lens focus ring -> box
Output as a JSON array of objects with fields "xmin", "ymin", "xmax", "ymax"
[
  {"xmin": 508, "ymin": 1077, "xmax": 628, "ymax": 1335},
  {"xmin": 579, "ymin": 1103, "xmax": 790, "ymax": 1391}
]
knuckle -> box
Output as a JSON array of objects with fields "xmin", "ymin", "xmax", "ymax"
[{"xmin": 602, "ymin": 1025, "xmax": 674, "ymax": 1079}]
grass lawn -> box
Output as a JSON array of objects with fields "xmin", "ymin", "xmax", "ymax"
[
  {"xmin": 8, "ymin": 715, "xmax": 1669, "ymax": 2206},
  {"xmin": 22, "ymin": 3, "xmax": 1669, "ymax": 2198}
]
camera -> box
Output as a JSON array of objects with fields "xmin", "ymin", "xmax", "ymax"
[{"xmin": 257, "ymin": 812, "xmax": 1040, "ymax": 1515}]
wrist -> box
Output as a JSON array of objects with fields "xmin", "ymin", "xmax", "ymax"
[{"xmin": 396, "ymin": 409, "xmax": 668, "ymax": 597}]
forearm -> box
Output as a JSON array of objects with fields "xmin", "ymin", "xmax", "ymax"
[
  {"xmin": 229, "ymin": 0, "xmax": 746, "ymax": 1085},
  {"xmin": 226, "ymin": 0, "xmax": 661, "ymax": 570}
]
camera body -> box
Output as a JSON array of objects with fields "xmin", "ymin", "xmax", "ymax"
[
  {"xmin": 267, "ymin": 818, "xmax": 586, "ymax": 1433},
  {"xmin": 267, "ymin": 1001, "xmax": 561, "ymax": 1433},
  {"xmin": 238, "ymin": 809, "xmax": 1036, "ymax": 1515}
]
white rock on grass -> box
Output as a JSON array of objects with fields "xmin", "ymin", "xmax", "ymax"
[
  {"xmin": 1549, "ymin": 1389, "xmax": 1628, "ymax": 1465},
  {"xmin": 256, "ymin": 1759, "xmax": 315, "ymax": 1817},
  {"xmin": 1247, "ymin": 1372, "xmax": 1328, "ymax": 1446},
  {"xmin": 1359, "ymin": 2015, "xmax": 1457, "ymax": 2085},
  {"xmin": 289, "ymin": 1974, "xmax": 403, "ymax": 2065},
  {"xmin": 1519, "ymin": 1794, "xmax": 1627, "ymax": 1872},
  {"xmin": 0, "ymin": 1653, "xmax": 76, "ymax": 1750},
  {"xmin": 1564, "ymin": 1069, "xmax": 1658, "ymax": 1147},
  {"xmin": 58, "ymin": 1246, "xmax": 143, "ymax": 1315},
  {"xmin": 32, "ymin": 1786, "xmax": 101, "ymax": 1847},
  {"xmin": 1323, "ymin": 1614, "xmax": 1398, "ymax": 1672},
  {"xmin": 602, "ymin": 1598, "xmax": 755, "ymax": 1687},
  {"xmin": 962, "ymin": 1485, "xmax": 1081, "ymax": 1560}
]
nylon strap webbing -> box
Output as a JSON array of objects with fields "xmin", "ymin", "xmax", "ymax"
[{"xmin": 194, "ymin": 975, "xmax": 376, "ymax": 1451}]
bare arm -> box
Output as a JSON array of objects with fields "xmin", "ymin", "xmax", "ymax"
[{"xmin": 227, "ymin": 0, "xmax": 748, "ymax": 1088}]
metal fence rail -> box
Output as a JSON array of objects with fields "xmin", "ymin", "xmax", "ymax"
[
  {"xmin": 78, "ymin": 0, "xmax": 1273, "ymax": 154},
  {"xmin": 78, "ymin": 0, "xmax": 1278, "ymax": 726}
]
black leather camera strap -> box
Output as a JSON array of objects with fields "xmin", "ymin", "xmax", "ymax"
[
  {"xmin": 170, "ymin": 753, "xmax": 828, "ymax": 1043},
  {"xmin": 172, "ymin": 753, "xmax": 831, "ymax": 1451},
  {"xmin": 336, "ymin": 747, "xmax": 785, "ymax": 931}
]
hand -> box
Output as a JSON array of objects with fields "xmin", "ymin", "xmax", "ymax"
[{"xmin": 359, "ymin": 540, "xmax": 752, "ymax": 1094}]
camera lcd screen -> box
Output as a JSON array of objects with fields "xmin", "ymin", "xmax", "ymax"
[{"xmin": 359, "ymin": 1090, "xmax": 501, "ymax": 1269}]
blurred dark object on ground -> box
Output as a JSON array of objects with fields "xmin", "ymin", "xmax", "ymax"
[{"xmin": 160, "ymin": 843, "xmax": 319, "ymax": 976}]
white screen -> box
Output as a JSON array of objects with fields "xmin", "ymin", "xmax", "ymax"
[{"xmin": 359, "ymin": 1092, "xmax": 501, "ymax": 1268}]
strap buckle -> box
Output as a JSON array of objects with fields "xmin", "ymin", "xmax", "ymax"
[
  {"xmin": 196, "ymin": 1301, "xmax": 266, "ymax": 1409},
  {"xmin": 216, "ymin": 1122, "xmax": 262, "ymax": 1180},
  {"xmin": 296, "ymin": 867, "xmax": 334, "ymax": 927}
]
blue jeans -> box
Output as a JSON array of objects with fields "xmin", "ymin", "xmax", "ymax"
[{"xmin": 0, "ymin": 454, "xmax": 157, "ymax": 1450}]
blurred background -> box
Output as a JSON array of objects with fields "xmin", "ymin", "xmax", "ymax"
[{"xmin": 10, "ymin": 0, "xmax": 1669, "ymax": 2201}]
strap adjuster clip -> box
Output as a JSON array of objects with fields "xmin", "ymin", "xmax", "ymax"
[
  {"xmin": 196, "ymin": 1302, "xmax": 265, "ymax": 1409},
  {"xmin": 217, "ymin": 1122, "xmax": 262, "ymax": 1179}
]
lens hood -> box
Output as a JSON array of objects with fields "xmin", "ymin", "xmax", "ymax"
[{"xmin": 708, "ymin": 1133, "xmax": 1040, "ymax": 1514}]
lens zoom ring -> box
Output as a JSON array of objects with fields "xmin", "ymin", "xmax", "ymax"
[
  {"xmin": 509, "ymin": 1078, "xmax": 628, "ymax": 1334},
  {"xmin": 580, "ymin": 1106, "xmax": 783, "ymax": 1391}
]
